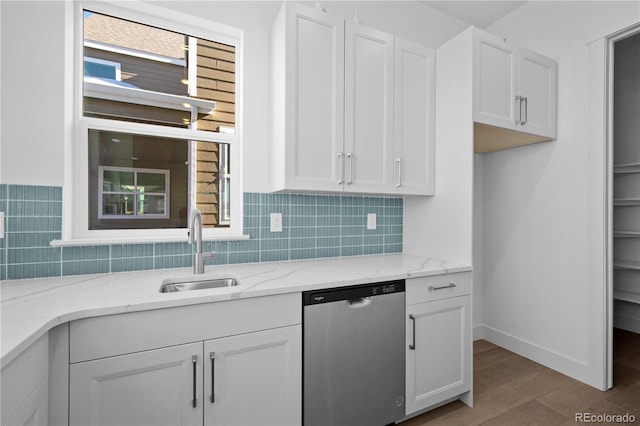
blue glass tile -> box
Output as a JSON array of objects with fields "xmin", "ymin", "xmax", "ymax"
[
  {"xmin": 290, "ymin": 248, "xmax": 316, "ymax": 260},
  {"xmin": 63, "ymin": 259, "xmax": 109, "ymax": 276},
  {"xmin": 154, "ymin": 254, "xmax": 192, "ymax": 270},
  {"xmin": 363, "ymin": 245, "xmax": 384, "ymax": 255},
  {"xmin": 317, "ymin": 247, "xmax": 340, "ymax": 258},
  {"xmin": 0, "ymin": 184, "xmax": 7, "ymax": 201},
  {"xmin": 228, "ymin": 250, "xmax": 259, "ymax": 265},
  {"xmin": 341, "ymin": 246, "xmax": 363, "ymax": 257},
  {"xmin": 261, "ymin": 249, "xmax": 288, "ymax": 262},
  {"xmin": 112, "ymin": 257, "xmax": 154, "ymax": 272}
]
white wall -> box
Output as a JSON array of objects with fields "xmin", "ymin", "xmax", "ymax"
[
  {"xmin": 1, "ymin": 1, "xmax": 66, "ymax": 185},
  {"xmin": 477, "ymin": 1, "xmax": 639, "ymax": 389}
]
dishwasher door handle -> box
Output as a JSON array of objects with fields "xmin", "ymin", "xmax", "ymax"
[{"xmin": 347, "ymin": 297, "xmax": 372, "ymax": 308}]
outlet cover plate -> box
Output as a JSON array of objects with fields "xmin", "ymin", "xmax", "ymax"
[
  {"xmin": 270, "ymin": 213, "xmax": 282, "ymax": 232},
  {"xmin": 367, "ymin": 213, "xmax": 376, "ymax": 230}
]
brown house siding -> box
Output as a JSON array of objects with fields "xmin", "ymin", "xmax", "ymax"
[
  {"xmin": 195, "ymin": 40, "xmax": 236, "ymax": 132},
  {"xmin": 85, "ymin": 46, "xmax": 186, "ymax": 95}
]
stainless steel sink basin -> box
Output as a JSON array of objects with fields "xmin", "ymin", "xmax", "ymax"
[{"xmin": 159, "ymin": 277, "xmax": 239, "ymax": 293}]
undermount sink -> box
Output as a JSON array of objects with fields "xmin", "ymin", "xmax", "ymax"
[{"xmin": 159, "ymin": 277, "xmax": 239, "ymax": 293}]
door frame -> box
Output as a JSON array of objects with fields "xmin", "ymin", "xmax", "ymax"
[{"xmin": 595, "ymin": 22, "xmax": 640, "ymax": 391}]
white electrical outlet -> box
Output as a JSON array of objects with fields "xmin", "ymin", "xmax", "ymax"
[
  {"xmin": 367, "ymin": 213, "xmax": 376, "ymax": 230},
  {"xmin": 270, "ymin": 213, "xmax": 283, "ymax": 232}
]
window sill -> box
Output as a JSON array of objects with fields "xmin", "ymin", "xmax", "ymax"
[{"xmin": 50, "ymin": 234, "xmax": 250, "ymax": 247}]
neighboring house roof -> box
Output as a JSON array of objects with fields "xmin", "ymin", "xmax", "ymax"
[{"xmin": 84, "ymin": 12, "xmax": 185, "ymax": 60}]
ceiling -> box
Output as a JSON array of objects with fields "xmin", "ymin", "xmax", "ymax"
[{"xmin": 420, "ymin": 1, "xmax": 528, "ymax": 28}]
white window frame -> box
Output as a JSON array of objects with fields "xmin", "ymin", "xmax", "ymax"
[
  {"xmin": 84, "ymin": 56, "xmax": 122, "ymax": 81},
  {"xmin": 98, "ymin": 166, "xmax": 170, "ymax": 220},
  {"xmin": 59, "ymin": 1, "xmax": 245, "ymax": 245}
]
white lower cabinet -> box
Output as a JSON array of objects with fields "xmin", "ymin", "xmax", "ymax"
[
  {"xmin": 68, "ymin": 294, "xmax": 302, "ymax": 426},
  {"xmin": 70, "ymin": 342, "xmax": 203, "ymax": 426},
  {"xmin": 405, "ymin": 273, "xmax": 472, "ymax": 416},
  {"xmin": 204, "ymin": 327, "xmax": 302, "ymax": 426},
  {"xmin": 4, "ymin": 377, "xmax": 48, "ymax": 426},
  {"xmin": 70, "ymin": 325, "xmax": 301, "ymax": 426},
  {"xmin": 1, "ymin": 334, "xmax": 49, "ymax": 426}
]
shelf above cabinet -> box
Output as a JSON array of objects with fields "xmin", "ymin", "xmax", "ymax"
[{"xmin": 474, "ymin": 123, "xmax": 553, "ymax": 153}]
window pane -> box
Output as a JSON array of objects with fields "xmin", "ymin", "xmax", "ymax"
[
  {"xmin": 88, "ymin": 129, "xmax": 230, "ymax": 230},
  {"xmin": 103, "ymin": 170, "xmax": 134, "ymax": 192},
  {"xmin": 102, "ymin": 194, "xmax": 134, "ymax": 216},
  {"xmin": 83, "ymin": 11, "xmax": 235, "ymax": 133},
  {"xmin": 138, "ymin": 194, "xmax": 165, "ymax": 215},
  {"xmin": 138, "ymin": 172, "xmax": 166, "ymax": 193},
  {"xmin": 85, "ymin": 60, "xmax": 116, "ymax": 80}
]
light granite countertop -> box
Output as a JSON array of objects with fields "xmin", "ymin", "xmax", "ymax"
[{"xmin": 1, "ymin": 253, "xmax": 471, "ymax": 368}]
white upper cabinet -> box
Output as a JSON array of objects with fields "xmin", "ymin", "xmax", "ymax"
[
  {"xmin": 271, "ymin": 2, "xmax": 345, "ymax": 193},
  {"xmin": 393, "ymin": 38, "xmax": 436, "ymax": 195},
  {"xmin": 473, "ymin": 28, "xmax": 557, "ymax": 152},
  {"xmin": 474, "ymin": 32, "xmax": 518, "ymax": 129},
  {"xmin": 344, "ymin": 21, "xmax": 395, "ymax": 193},
  {"xmin": 272, "ymin": 3, "xmax": 435, "ymax": 195},
  {"xmin": 517, "ymin": 47, "xmax": 557, "ymax": 139}
]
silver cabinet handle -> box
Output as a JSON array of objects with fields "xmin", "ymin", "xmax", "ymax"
[
  {"xmin": 409, "ymin": 314, "xmax": 416, "ymax": 350},
  {"xmin": 209, "ymin": 352, "xmax": 215, "ymax": 403},
  {"xmin": 346, "ymin": 153, "xmax": 353, "ymax": 185},
  {"xmin": 428, "ymin": 283, "xmax": 456, "ymax": 291},
  {"xmin": 515, "ymin": 95, "xmax": 522, "ymax": 124},
  {"xmin": 395, "ymin": 159, "xmax": 402, "ymax": 188},
  {"xmin": 337, "ymin": 152, "xmax": 344, "ymax": 185},
  {"xmin": 521, "ymin": 96, "xmax": 528, "ymax": 125},
  {"xmin": 192, "ymin": 355, "xmax": 198, "ymax": 408}
]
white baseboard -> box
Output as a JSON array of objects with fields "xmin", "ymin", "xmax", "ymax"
[
  {"xmin": 614, "ymin": 313, "xmax": 640, "ymax": 334},
  {"xmin": 477, "ymin": 324, "xmax": 599, "ymax": 389},
  {"xmin": 473, "ymin": 324, "xmax": 484, "ymax": 341}
]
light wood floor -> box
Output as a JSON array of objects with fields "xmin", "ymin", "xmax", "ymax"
[{"xmin": 402, "ymin": 328, "xmax": 640, "ymax": 425}]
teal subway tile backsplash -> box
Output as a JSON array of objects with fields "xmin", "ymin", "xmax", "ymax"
[{"xmin": 0, "ymin": 184, "xmax": 402, "ymax": 280}]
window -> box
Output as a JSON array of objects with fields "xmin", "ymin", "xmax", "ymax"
[
  {"xmin": 68, "ymin": 2, "xmax": 242, "ymax": 242},
  {"xmin": 99, "ymin": 166, "xmax": 170, "ymax": 220}
]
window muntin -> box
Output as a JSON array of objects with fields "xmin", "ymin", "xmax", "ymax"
[{"xmin": 70, "ymin": 3, "xmax": 242, "ymax": 242}]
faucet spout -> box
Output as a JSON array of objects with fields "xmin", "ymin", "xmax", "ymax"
[{"xmin": 188, "ymin": 208, "xmax": 215, "ymax": 274}]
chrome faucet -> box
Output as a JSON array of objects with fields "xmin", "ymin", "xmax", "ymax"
[{"xmin": 188, "ymin": 208, "xmax": 216, "ymax": 274}]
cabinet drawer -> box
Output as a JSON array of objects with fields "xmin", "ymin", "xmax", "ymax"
[
  {"xmin": 406, "ymin": 272, "xmax": 471, "ymax": 305},
  {"xmin": 70, "ymin": 293, "xmax": 301, "ymax": 363}
]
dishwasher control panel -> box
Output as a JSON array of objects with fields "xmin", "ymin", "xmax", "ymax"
[{"xmin": 303, "ymin": 279, "xmax": 405, "ymax": 306}]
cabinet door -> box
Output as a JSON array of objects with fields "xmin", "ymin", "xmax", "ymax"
[
  {"xmin": 70, "ymin": 342, "xmax": 202, "ymax": 426},
  {"xmin": 283, "ymin": 4, "xmax": 345, "ymax": 192},
  {"xmin": 473, "ymin": 31, "xmax": 518, "ymax": 130},
  {"xmin": 393, "ymin": 37, "xmax": 436, "ymax": 195},
  {"xmin": 3, "ymin": 377, "xmax": 48, "ymax": 426},
  {"xmin": 204, "ymin": 325, "xmax": 302, "ymax": 426},
  {"xmin": 344, "ymin": 22, "xmax": 394, "ymax": 193},
  {"xmin": 406, "ymin": 296, "xmax": 471, "ymax": 415},
  {"xmin": 518, "ymin": 47, "xmax": 557, "ymax": 139}
]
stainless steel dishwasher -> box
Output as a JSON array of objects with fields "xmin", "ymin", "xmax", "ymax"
[{"xmin": 303, "ymin": 280, "xmax": 405, "ymax": 426}]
